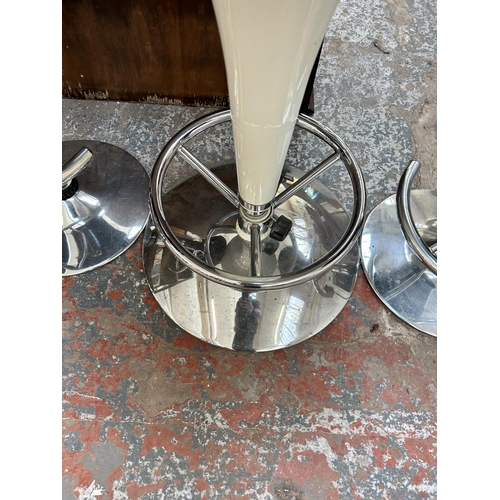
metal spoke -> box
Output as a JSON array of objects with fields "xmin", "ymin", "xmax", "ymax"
[
  {"xmin": 178, "ymin": 146, "xmax": 239, "ymax": 207},
  {"xmin": 250, "ymin": 225, "xmax": 262, "ymax": 277},
  {"xmin": 273, "ymin": 151, "xmax": 341, "ymax": 208}
]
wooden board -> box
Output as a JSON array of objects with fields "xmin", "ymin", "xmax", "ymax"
[{"xmin": 62, "ymin": 0, "xmax": 318, "ymax": 112}]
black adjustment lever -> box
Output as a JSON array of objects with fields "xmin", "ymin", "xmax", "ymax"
[{"xmin": 269, "ymin": 215, "xmax": 293, "ymax": 242}]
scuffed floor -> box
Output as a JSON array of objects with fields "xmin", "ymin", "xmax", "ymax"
[
  {"xmin": 63, "ymin": 245, "xmax": 436, "ymax": 499},
  {"xmin": 62, "ymin": 0, "xmax": 437, "ymax": 497}
]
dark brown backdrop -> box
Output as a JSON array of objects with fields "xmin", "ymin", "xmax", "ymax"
[{"xmin": 62, "ymin": 0, "xmax": 318, "ymax": 112}]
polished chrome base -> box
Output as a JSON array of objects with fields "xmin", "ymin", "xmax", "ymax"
[
  {"xmin": 62, "ymin": 140, "xmax": 150, "ymax": 276},
  {"xmin": 360, "ymin": 190, "xmax": 437, "ymax": 336},
  {"xmin": 143, "ymin": 164, "xmax": 360, "ymax": 351}
]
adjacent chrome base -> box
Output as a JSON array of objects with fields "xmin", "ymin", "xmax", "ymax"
[
  {"xmin": 143, "ymin": 164, "xmax": 360, "ymax": 351},
  {"xmin": 62, "ymin": 140, "xmax": 150, "ymax": 276},
  {"xmin": 360, "ymin": 190, "xmax": 437, "ymax": 336}
]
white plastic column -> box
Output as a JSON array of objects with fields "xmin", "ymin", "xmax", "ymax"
[{"xmin": 212, "ymin": 0, "xmax": 341, "ymax": 208}]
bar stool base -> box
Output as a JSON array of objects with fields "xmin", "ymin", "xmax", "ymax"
[
  {"xmin": 62, "ymin": 140, "xmax": 150, "ymax": 276},
  {"xmin": 143, "ymin": 163, "xmax": 360, "ymax": 352},
  {"xmin": 360, "ymin": 190, "xmax": 437, "ymax": 336}
]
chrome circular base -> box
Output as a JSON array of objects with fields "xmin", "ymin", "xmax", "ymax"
[
  {"xmin": 62, "ymin": 140, "xmax": 150, "ymax": 276},
  {"xmin": 143, "ymin": 164, "xmax": 360, "ymax": 352},
  {"xmin": 360, "ymin": 190, "xmax": 437, "ymax": 336}
]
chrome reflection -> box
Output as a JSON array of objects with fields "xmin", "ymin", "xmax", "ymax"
[
  {"xmin": 62, "ymin": 140, "xmax": 150, "ymax": 276},
  {"xmin": 143, "ymin": 163, "xmax": 360, "ymax": 351},
  {"xmin": 360, "ymin": 190, "xmax": 437, "ymax": 336}
]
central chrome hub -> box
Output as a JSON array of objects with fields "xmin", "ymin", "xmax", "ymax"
[{"xmin": 236, "ymin": 203, "xmax": 272, "ymax": 241}]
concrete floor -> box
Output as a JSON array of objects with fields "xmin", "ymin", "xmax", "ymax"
[{"xmin": 62, "ymin": 0, "xmax": 437, "ymax": 498}]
